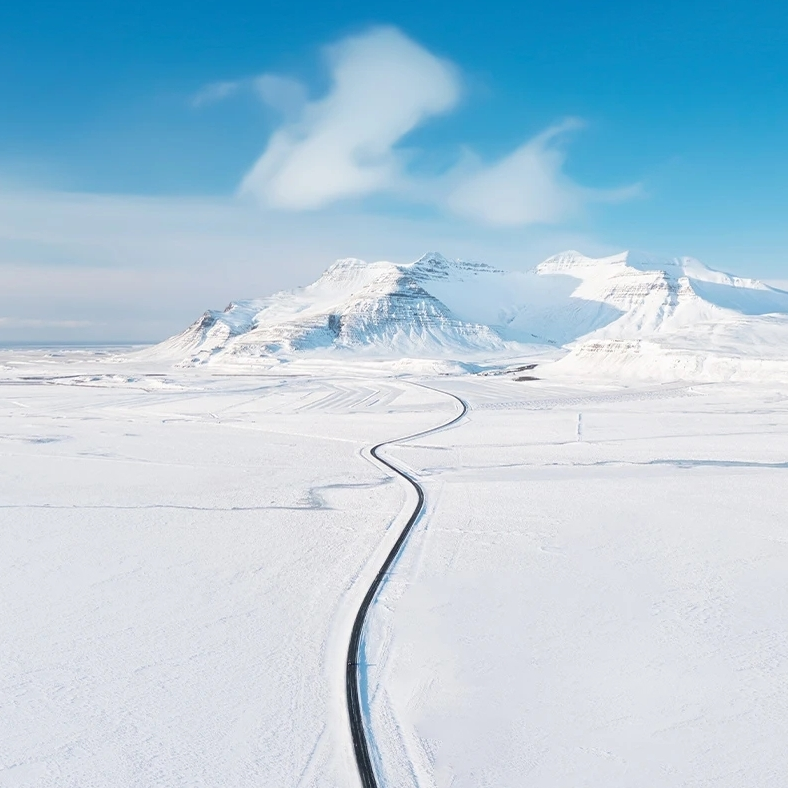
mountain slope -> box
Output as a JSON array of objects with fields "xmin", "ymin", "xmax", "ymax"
[
  {"xmin": 529, "ymin": 251, "xmax": 788, "ymax": 380},
  {"xmin": 427, "ymin": 250, "xmax": 788, "ymax": 346}
]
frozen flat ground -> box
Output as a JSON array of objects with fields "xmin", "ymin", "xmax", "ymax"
[{"xmin": 2, "ymin": 349, "xmax": 787, "ymax": 787}]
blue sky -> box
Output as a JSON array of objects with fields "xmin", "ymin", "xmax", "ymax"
[{"xmin": 1, "ymin": 0, "xmax": 787, "ymax": 340}]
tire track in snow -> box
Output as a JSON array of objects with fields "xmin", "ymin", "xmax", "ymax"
[{"xmin": 346, "ymin": 385, "xmax": 467, "ymax": 788}]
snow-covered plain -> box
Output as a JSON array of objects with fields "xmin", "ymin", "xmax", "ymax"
[{"xmin": 2, "ymin": 348, "xmax": 788, "ymax": 787}]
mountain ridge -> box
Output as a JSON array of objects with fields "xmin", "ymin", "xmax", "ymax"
[{"xmin": 145, "ymin": 249, "xmax": 788, "ymax": 380}]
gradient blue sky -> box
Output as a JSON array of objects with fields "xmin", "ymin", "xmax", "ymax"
[{"xmin": 2, "ymin": 0, "xmax": 787, "ymax": 341}]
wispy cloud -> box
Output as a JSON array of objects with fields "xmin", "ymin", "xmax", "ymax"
[
  {"xmin": 190, "ymin": 80, "xmax": 243, "ymax": 108},
  {"xmin": 191, "ymin": 74, "xmax": 308, "ymax": 117},
  {"xmin": 447, "ymin": 120, "xmax": 642, "ymax": 226},
  {"xmin": 232, "ymin": 26, "xmax": 638, "ymax": 226},
  {"xmin": 239, "ymin": 26, "xmax": 461, "ymax": 209}
]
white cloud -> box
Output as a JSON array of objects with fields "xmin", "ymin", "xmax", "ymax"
[
  {"xmin": 447, "ymin": 120, "xmax": 641, "ymax": 226},
  {"xmin": 234, "ymin": 27, "xmax": 638, "ymax": 226},
  {"xmin": 239, "ymin": 26, "xmax": 461, "ymax": 209}
]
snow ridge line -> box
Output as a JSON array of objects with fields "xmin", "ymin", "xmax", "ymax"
[{"xmin": 346, "ymin": 384, "xmax": 468, "ymax": 788}]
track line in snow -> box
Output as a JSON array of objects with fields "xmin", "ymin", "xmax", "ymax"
[{"xmin": 475, "ymin": 385, "xmax": 696, "ymax": 411}]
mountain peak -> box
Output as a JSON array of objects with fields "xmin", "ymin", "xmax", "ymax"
[
  {"xmin": 317, "ymin": 257, "xmax": 398, "ymax": 288},
  {"xmin": 406, "ymin": 252, "xmax": 503, "ymax": 282},
  {"xmin": 414, "ymin": 251, "xmax": 452, "ymax": 266},
  {"xmin": 535, "ymin": 249, "xmax": 723, "ymax": 281}
]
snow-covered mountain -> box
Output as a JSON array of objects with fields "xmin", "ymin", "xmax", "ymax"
[
  {"xmin": 148, "ymin": 250, "xmax": 788, "ymax": 380},
  {"xmin": 153, "ymin": 253, "xmax": 508, "ymax": 363}
]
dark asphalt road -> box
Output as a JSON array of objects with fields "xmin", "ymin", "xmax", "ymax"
[{"xmin": 345, "ymin": 387, "xmax": 468, "ymax": 788}]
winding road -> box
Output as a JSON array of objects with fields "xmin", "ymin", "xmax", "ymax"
[{"xmin": 346, "ymin": 385, "xmax": 468, "ymax": 788}]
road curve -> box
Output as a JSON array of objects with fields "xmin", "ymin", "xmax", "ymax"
[{"xmin": 346, "ymin": 385, "xmax": 468, "ymax": 788}]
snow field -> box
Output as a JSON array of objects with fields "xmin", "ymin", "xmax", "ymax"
[
  {"xmin": 367, "ymin": 380, "xmax": 788, "ymax": 787},
  {"xmin": 3, "ymin": 354, "xmax": 788, "ymax": 788},
  {"xmin": 0, "ymin": 371, "xmax": 452, "ymax": 787}
]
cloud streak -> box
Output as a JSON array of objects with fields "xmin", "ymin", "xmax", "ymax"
[
  {"xmin": 190, "ymin": 80, "xmax": 242, "ymax": 108},
  {"xmin": 239, "ymin": 26, "xmax": 461, "ymax": 209}
]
